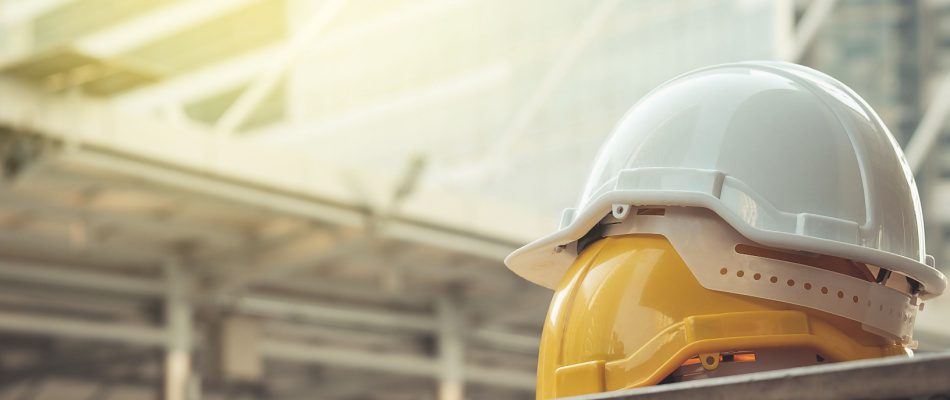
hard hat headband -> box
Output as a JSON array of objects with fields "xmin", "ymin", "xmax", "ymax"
[{"xmin": 600, "ymin": 207, "xmax": 918, "ymax": 343}]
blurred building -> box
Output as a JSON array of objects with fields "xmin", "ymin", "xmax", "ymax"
[
  {"xmin": 0, "ymin": 0, "xmax": 946, "ymax": 399},
  {"xmin": 805, "ymin": 0, "xmax": 950, "ymax": 278}
]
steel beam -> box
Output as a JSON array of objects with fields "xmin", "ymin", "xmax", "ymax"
[
  {"xmin": 209, "ymin": 231, "xmax": 367, "ymax": 296},
  {"xmin": 76, "ymin": 0, "xmax": 259, "ymax": 58},
  {"xmin": 214, "ymin": 0, "xmax": 346, "ymax": 136},
  {"xmin": 0, "ymin": 259, "xmax": 539, "ymax": 352},
  {"xmin": 0, "ymin": 0, "xmax": 75, "ymax": 25},
  {"xmin": 259, "ymin": 340, "xmax": 534, "ymax": 391},
  {"xmin": 0, "ymin": 259, "xmax": 162, "ymax": 297},
  {"xmin": 234, "ymin": 294, "xmax": 540, "ymax": 352},
  {"xmin": 0, "ymin": 303, "xmax": 534, "ymax": 391},
  {"xmin": 239, "ymin": 271, "xmax": 432, "ymax": 308},
  {"xmin": 231, "ymin": 295, "xmax": 438, "ymax": 333},
  {"xmin": 117, "ymin": 44, "xmax": 282, "ymax": 109},
  {"xmin": 264, "ymin": 320, "xmax": 424, "ymax": 351},
  {"xmin": 570, "ymin": 352, "xmax": 950, "ymax": 400},
  {"xmin": 260, "ymin": 340, "xmax": 439, "ymax": 377},
  {"xmin": 0, "ymin": 223, "xmax": 168, "ymax": 264},
  {"xmin": 117, "ymin": 0, "xmax": 467, "ymax": 112},
  {"xmin": 0, "ymin": 189, "xmax": 244, "ymax": 249},
  {"xmin": 0, "ymin": 311, "xmax": 166, "ymax": 346},
  {"xmin": 57, "ymin": 148, "xmax": 521, "ymax": 261},
  {"xmin": 0, "ymin": 76, "xmax": 546, "ymax": 258}
]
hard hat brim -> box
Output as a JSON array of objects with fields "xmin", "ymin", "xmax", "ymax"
[{"xmin": 505, "ymin": 173, "xmax": 947, "ymax": 298}]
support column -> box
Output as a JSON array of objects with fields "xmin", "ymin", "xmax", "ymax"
[
  {"xmin": 164, "ymin": 259, "xmax": 193, "ymax": 400},
  {"xmin": 438, "ymin": 294, "xmax": 464, "ymax": 400}
]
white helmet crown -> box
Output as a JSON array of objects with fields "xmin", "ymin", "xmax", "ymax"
[{"xmin": 506, "ymin": 61, "xmax": 945, "ymax": 298}]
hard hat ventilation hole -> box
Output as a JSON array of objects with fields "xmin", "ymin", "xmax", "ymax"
[
  {"xmin": 636, "ymin": 207, "xmax": 665, "ymax": 215},
  {"xmin": 734, "ymin": 244, "xmax": 875, "ymax": 282},
  {"xmin": 906, "ymin": 278, "xmax": 922, "ymax": 295},
  {"xmin": 716, "ymin": 267, "xmax": 882, "ymax": 314},
  {"xmin": 576, "ymin": 223, "xmax": 606, "ymax": 254},
  {"xmin": 875, "ymin": 268, "xmax": 892, "ymax": 284}
]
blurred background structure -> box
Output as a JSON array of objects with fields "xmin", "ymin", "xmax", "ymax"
[{"xmin": 0, "ymin": 0, "xmax": 947, "ymax": 399}]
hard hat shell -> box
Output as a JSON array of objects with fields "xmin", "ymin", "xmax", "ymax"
[{"xmin": 505, "ymin": 61, "xmax": 946, "ymax": 298}]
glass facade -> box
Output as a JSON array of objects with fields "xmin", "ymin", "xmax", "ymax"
[{"xmin": 277, "ymin": 0, "xmax": 785, "ymax": 214}]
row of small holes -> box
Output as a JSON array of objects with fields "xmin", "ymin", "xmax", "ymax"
[{"xmin": 718, "ymin": 267, "xmax": 907, "ymax": 318}]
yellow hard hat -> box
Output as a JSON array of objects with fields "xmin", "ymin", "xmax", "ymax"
[{"xmin": 506, "ymin": 62, "xmax": 946, "ymax": 399}]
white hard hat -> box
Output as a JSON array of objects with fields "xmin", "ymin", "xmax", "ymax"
[{"xmin": 506, "ymin": 61, "xmax": 946, "ymax": 298}]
